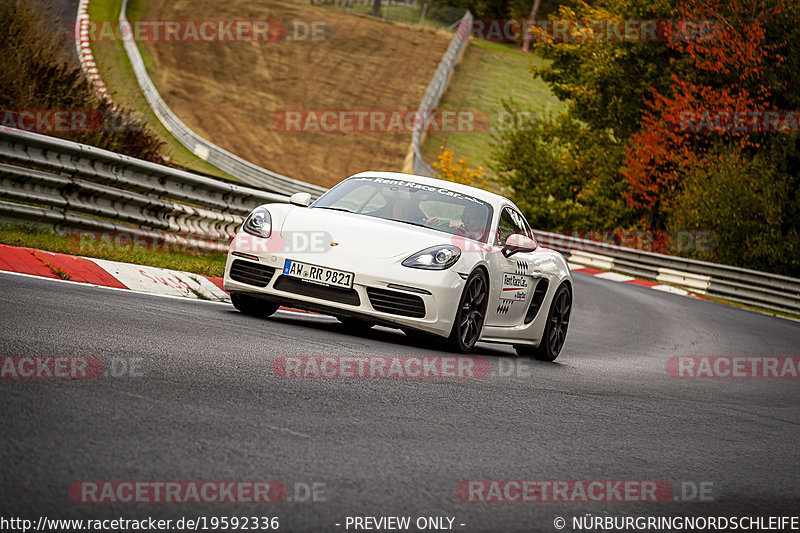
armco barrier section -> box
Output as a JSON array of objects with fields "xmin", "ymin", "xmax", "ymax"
[
  {"xmin": 1, "ymin": 128, "xmax": 797, "ymax": 314},
  {"xmin": 405, "ymin": 11, "xmax": 473, "ymax": 176},
  {"xmin": 117, "ymin": 0, "xmax": 327, "ymax": 197},
  {"xmin": 0, "ymin": 127, "xmax": 288, "ymax": 250},
  {"xmin": 535, "ymin": 230, "xmax": 800, "ymax": 314}
]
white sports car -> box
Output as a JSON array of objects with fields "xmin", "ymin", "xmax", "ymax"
[{"xmin": 223, "ymin": 172, "xmax": 573, "ymax": 359}]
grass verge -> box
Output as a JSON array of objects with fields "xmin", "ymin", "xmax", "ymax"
[
  {"xmin": 698, "ymin": 293, "xmax": 800, "ymax": 322},
  {"xmin": 421, "ymin": 40, "xmax": 567, "ymax": 180},
  {"xmin": 0, "ymin": 224, "xmax": 226, "ymax": 278}
]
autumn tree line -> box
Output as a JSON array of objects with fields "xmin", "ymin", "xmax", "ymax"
[{"xmin": 489, "ymin": 0, "xmax": 799, "ymax": 276}]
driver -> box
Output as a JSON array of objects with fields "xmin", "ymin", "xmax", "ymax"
[
  {"xmin": 378, "ymin": 191, "xmax": 429, "ymax": 225},
  {"xmin": 423, "ymin": 203, "xmax": 487, "ymax": 239},
  {"xmin": 452, "ymin": 203, "xmax": 487, "ymax": 240},
  {"xmin": 390, "ymin": 197, "xmax": 426, "ymax": 223}
]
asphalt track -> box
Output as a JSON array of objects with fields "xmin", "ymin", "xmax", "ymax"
[{"xmin": 1, "ymin": 270, "xmax": 799, "ymax": 532}]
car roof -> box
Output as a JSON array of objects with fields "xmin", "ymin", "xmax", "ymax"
[{"xmin": 346, "ymin": 171, "xmax": 510, "ymax": 208}]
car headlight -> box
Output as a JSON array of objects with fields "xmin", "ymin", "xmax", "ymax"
[
  {"xmin": 242, "ymin": 207, "xmax": 272, "ymax": 238},
  {"xmin": 402, "ymin": 245, "xmax": 461, "ymax": 270}
]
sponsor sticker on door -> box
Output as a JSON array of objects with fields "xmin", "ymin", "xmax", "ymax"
[{"xmin": 501, "ymin": 273, "xmax": 529, "ymax": 301}]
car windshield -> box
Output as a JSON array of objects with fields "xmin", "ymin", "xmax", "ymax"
[{"xmin": 311, "ymin": 176, "xmax": 493, "ymax": 242}]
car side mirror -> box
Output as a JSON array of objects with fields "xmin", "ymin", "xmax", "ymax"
[
  {"xmin": 502, "ymin": 234, "xmax": 538, "ymax": 257},
  {"xmin": 289, "ymin": 192, "xmax": 312, "ymax": 207}
]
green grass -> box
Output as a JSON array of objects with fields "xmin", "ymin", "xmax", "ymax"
[
  {"xmin": 698, "ymin": 293, "xmax": 800, "ymax": 322},
  {"xmin": 86, "ymin": 0, "xmax": 235, "ymax": 179},
  {"xmin": 421, "ymin": 40, "xmax": 567, "ymax": 180},
  {"xmin": 316, "ymin": 2, "xmax": 456, "ymax": 30},
  {"xmin": 0, "ymin": 224, "xmax": 226, "ymax": 277},
  {"xmin": 186, "ymin": 275, "xmax": 213, "ymax": 300},
  {"xmin": 39, "ymin": 259, "xmax": 72, "ymax": 280}
]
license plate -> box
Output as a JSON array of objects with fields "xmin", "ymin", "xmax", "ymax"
[{"xmin": 283, "ymin": 260, "xmax": 354, "ymax": 290}]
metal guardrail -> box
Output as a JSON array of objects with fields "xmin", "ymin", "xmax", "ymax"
[
  {"xmin": 406, "ymin": 11, "xmax": 472, "ymax": 176},
  {"xmin": 1, "ymin": 129, "xmax": 797, "ymax": 313},
  {"xmin": 535, "ymin": 230, "xmax": 800, "ymax": 314},
  {"xmin": 117, "ymin": 0, "xmax": 327, "ymax": 198},
  {"xmin": 0, "ymin": 127, "xmax": 288, "ymax": 250}
]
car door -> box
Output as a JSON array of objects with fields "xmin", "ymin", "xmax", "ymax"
[{"xmin": 484, "ymin": 206, "xmax": 545, "ymax": 327}]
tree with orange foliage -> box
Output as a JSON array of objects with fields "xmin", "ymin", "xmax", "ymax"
[
  {"xmin": 623, "ymin": 0, "xmax": 789, "ymax": 228},
  {"xmin": 432, "ymin": 147, "xmax": 492, "ymax": 192},
  {"xmin": 496, "ymin": 0, "xmax": 800, "ymax": 273}
]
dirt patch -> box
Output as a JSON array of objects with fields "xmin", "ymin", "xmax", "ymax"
[{"xmin": 140, "ymin": 0, "xmax": 450, "ymax": 188}]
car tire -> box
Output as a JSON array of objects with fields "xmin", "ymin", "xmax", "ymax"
[
  {"xmin": 515, "ymin": 283, "xmax": 571, "ymax": 361},
  {"xmin": 231, "ymin": 293, "xmax": 280, "ymax": 318},
  {"xmin": 447, "ymin": 268, "xmax": 489, "ymax": 353},
  {"xmin": 337, "ymin": 317, "xmax": 374, "ymax": 332}
]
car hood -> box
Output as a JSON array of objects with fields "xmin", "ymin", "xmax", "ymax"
[{"xmin": 279, "ymin": 207, "xmax": 452, "ymax": 259}]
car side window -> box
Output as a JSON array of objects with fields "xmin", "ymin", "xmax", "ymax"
[
  {"xmin": 520, "ymin": 213, "xmax": 533, "ymax": 238},
  {"xmin": 496, "ymin": 207, "xmax": 530, "ymax": 245}
]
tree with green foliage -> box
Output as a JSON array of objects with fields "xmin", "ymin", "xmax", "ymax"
[
  {"xmin": 494, "ymin": 0, "xmax": 677, "ymax": 232},
  {"xmin": 667, "ymin": 148, "xmax": 800, "ymax": 276},
  {"xmin": 493, "ymin": 109, "xmax": 633, "ymax": 230}
]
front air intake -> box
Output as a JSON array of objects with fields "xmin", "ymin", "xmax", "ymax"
[
  {"xmin": 367, "ymin": 287, "xmax": 426, "ymax": 318},
  {"xmin": 229, "ymin": 260, "xmax": 276, "ymax": 288}
]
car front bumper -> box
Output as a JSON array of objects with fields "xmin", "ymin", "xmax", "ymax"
[{"xmin": 222, "ymin": 231, "xmax": 466, "ymax": 337}]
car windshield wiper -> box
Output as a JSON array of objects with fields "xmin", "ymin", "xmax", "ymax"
[
  {"xmin": 313, "ymin": 206, "xmax": 353, "ymax": 213},
  {"xmin": 389, "ymin": 219, "xmax": 432, "ymax": 230}
]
